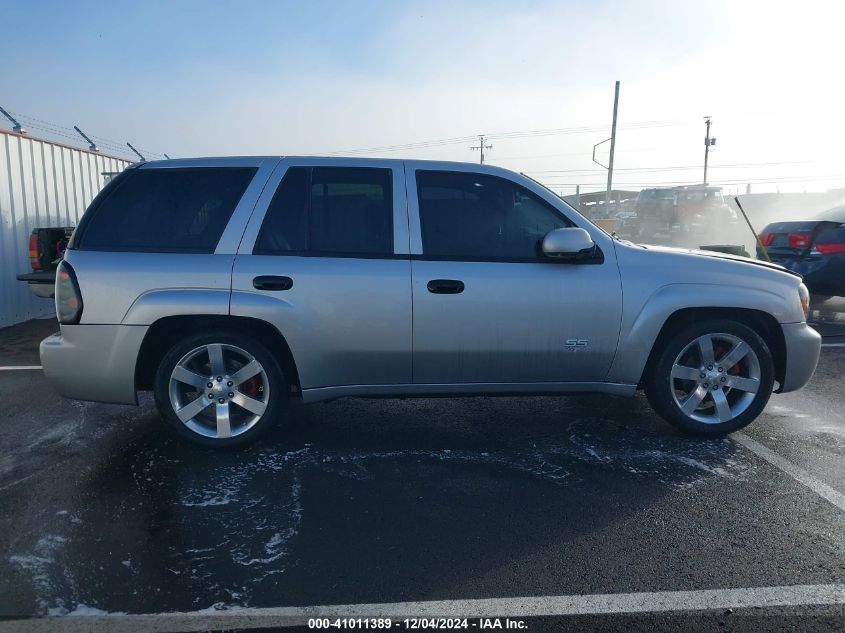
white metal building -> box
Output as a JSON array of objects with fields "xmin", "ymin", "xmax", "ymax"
[{"xmin": 0, "ymin": 129, "xmax": 131, "ymax": 328}]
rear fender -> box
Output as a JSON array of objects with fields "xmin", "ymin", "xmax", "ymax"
[{"xmin": 122, "ymin": 289, "xmax": 230, "ymax": 325}]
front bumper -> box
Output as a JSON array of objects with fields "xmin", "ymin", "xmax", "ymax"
[
  {"xmin": 779, "ymin": 322, "xmax": 822, "ymax": 392},
  {"xmin": 40, "ymin": 324, "xmax": 148, "ymax": 404}
]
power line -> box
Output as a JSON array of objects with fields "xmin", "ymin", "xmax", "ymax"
[
  {"xmin": 539, "ymin": 174, "xmax": 845, "ymax": 188},
  {"xmin": 527, "ymin": 160, "xmax": 819, "ymax": 175},
  {"xmin": 317, "ymin": 118, "xmax": 690, "ymax": 156},
  {"xmin": 493, "ymin": 146, "xmax": 677, "ymax": 161},
  {"xmin": 7, "ymin": 110, "xmax": 167, "ymax": 160}
]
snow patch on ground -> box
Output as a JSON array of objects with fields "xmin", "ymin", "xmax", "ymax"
[
  {"xmin": 66, "ymin": 603, "xmax": 126, "ymax": 616},
  {"xmin": 9, "ymin": 535, "xmax": 68, "ymax": 615}
]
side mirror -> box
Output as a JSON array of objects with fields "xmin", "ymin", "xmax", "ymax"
[{"xmin": 541, "ymin": 227, "xmax": 597, "ymax": 261}]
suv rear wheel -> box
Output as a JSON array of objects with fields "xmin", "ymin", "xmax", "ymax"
[
  {"xmin": 153, "ymin": 330, "xmax": 287, "ymax": 448},
  {"xmin": 645, "ymin": 319, "xmax": 774, "ymax": 436}
]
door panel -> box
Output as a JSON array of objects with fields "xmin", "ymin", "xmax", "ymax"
[
  {"xmin": 232, "ymin": 256, "xmax": 411, "ymax": 389},
  {"xmin": 232, "ymin": 159, "xmax": 412, "ymax": 390},
  {"xmin": 411, "ymin": 259, "xmax": 621, "ymax": 383},
  {"xmin": 407, "ymin": 163, "xmax": 622, "ymax": 384}
]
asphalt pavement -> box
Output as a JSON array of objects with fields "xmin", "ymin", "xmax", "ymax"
[{"xmin": 1, "ymin": 301, "xmax": 844, "ymax": 632}]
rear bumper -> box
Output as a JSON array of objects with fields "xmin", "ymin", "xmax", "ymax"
[
  {"xmin": 766, "ymin": 255, "xmax": 844, "ymax": 295},
  {"xmin": 40, "ymin": 324, "xmax": 148, "ymax": 404},
  {"xmin": 779, "ymin": 322, "xmax": 822, "ymax": 392},
  {"xmin": 17, "ymin": 271, "xmax": 56, "ymax": 298},
  {"xmin": 16, "ymin": 271, "xmax": 56, "ymax": 284}
]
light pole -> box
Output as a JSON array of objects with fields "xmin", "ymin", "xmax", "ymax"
[{"xmin": 703, "ymin": 116, "xmax": 716, "ymax": 185}]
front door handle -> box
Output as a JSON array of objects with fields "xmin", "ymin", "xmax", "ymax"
[
  {"xmin": 427, "ymin": 279, "xmax": 465, "ymax": 294},
  {"xmin": 253, "ymin": 275, "xmax": 293, "ymax": 291}
]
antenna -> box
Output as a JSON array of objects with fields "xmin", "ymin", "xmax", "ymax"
[
  {"xmin": 163, "ymin": 153, "xmax": 171, "ymax": 160},
  {"xmin": 0, "ymin": 105, "xmax": 25, "ymax": 133},
  {"xmin": 73, "ymin": 126, "xmax": 99, "ymax": 152},
  {"xmin": 126, "ymin": 142, "xmax": 146, "ymax": 162}
]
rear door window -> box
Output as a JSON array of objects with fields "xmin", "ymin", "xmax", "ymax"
[
  {"xmin": 75, "ymin": 167, "xmax": 256, "ymax": 252},
  {"xmin": 255, "ymin": 166, "xmax": 393, "ymax": 256}
]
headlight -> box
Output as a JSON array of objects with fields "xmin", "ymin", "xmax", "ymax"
[{"xmin": 798, "ymin": 283, "xmax": 810, "ymax": 320}]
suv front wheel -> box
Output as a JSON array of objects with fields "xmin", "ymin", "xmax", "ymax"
[
  {"xmin": 645, "ymin": 319, "xmax": 775, "ymax": 436},
  {"xmin": 153, "ymin": 330, "xmax": 287, "ymax": 448}
]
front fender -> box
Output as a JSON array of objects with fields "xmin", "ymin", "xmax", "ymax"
[{"xmin": 606, "ymin": 283, "xmax": 801, "ymax": 385}]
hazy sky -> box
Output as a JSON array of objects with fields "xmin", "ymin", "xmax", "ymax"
[{"xmin": 2, "ymin": 0, "xmax": 844, "ymax": 194}]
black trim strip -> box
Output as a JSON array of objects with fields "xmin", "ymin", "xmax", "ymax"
[
  {"xmin": 252, "ymin": 251, "xmax": 408, "ymax": 260},
  {"xmin": 246, "ymin": 248, "xmax": 604, "ymax": 264},
  {"xmin": 410, "ymin": 245, "xmax": 604, "ymax": 265}
]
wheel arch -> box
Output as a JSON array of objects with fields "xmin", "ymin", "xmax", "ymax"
[
  {"xmin": 638, "ymin": 307, "xmax": 786, "ymax": 391},
  {"xmin": 135, "ymin": 315, "xmax": 301, "ymax": 395}
]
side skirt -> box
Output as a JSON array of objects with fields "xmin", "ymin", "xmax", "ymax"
[{"xmin": 301, "ymin": 382, "xmax": 637, "ymax": 404}]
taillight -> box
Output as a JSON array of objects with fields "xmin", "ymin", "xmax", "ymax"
[
  {"xmin": 816, "ymin": 243, "xmax": 845, "ymax": 255},
  {"xmin": 28, "ymin": 233, "xmax": 41, "ymax": 270},
  {"xmin": 758, "ymin": 233, "xmax": 774, "ymax": 246},
  {"xmin": 55, "ymin": 260, "xmax": 83, "ymax": 324},
  {"xmin": 787, "ymin": 233, "xmax": 811, "ymax": 249}
]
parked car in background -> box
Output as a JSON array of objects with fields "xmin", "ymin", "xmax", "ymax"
[
  {"xmin": 16, "ymin": 227, "xmax": 74, "ymax": 298},
  {"xmin": 631, "ymin": 185, "xmax": 738, "ymax": 247},
  {"xmin": 757, "ymin": 205, "xmax": 845, "ymax": 299},
  {"xmin": 40, "ymin": 157, "xmax": 820, "ymax": 448},
  {"xmin": 631, "ymin": 187, "xmax": 677, "ymax": 239}
]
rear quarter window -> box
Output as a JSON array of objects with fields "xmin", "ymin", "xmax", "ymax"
[{"xmin": 74, "ymin": 167, "xmax": 256, "ymax": 253}]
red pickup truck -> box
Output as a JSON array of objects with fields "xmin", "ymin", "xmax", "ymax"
[{"xmin": 16, "ymin": 227, "xmax": 74, "ymax": 298}]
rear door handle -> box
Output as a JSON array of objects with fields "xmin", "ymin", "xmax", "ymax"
[
  {"xmin": 427, "ymin": 279, "xmax": 465, "ymax": 294},
  {"xmin": 253, "ymin": 275, "xmax": 293, "ymax": 291}
]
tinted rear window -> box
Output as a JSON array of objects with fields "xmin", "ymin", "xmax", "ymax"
[
  {"xmin": 255, "ymin": 166, "xmax": 393, "ymax": 256},
  {"xmin": 75, "ymin": 167, "xmax": 256, "ymax": 252}
]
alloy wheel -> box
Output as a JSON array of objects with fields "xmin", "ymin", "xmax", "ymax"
[
  {"xmin": 168, "ymin": 343, "xmax": 270, "ymax": 439},
  {"xmin": 669, "ymin": 332, "xmax": 761, "ymax": 425}
]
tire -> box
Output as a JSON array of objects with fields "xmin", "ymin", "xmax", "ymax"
[
  {"xmin": 153, "ymin": 329, "xmax": 288, "ymax": 448},
  {"xmin": 644, "ymin": 319, "xmax": 774, "ymax": 436}
]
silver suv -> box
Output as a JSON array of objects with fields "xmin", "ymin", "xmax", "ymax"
[{"xmin": 41, "ymin": 157, "xmax": 821, "ymax": 447}]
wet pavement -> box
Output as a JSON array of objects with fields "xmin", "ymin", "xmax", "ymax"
[{"xmin": 0, "ymin": 300, "xmax": 844, "ymax": 631}]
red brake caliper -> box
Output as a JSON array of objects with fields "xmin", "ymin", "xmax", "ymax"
[
  {"xmin": 714, "ymin": 345, "xmax": 742, "ymax": 375},
  {"xmin": 242, "ymin": 376, "xmax": 260, "ymax": 396}
]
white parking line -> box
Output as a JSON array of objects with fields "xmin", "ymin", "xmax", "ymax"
[
  {"xmin": 821, "ymin": 343, "xmax": 845, "ymax": 347},
  {"xmin": 734, "ymin": 432, "xmax": 845, "ymax": 513},
  {"xmin": 0, "ymin": 365, "xmax": 42, "ymax": 371},
  {"xmin": 0, "ymin": 584, "xmax": 843, "ymax": 632}
]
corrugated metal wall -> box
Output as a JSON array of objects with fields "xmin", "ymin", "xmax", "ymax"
[{"xmin": 0, "ymin": 130, "xmax": 131, "ymax": 328}]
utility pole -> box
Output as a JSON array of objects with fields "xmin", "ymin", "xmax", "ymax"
[
  {"xmin": 703, "ymin": 116, "xmax": 716, "ymax": 185},
  {"xmin": 605, "ymin": 80, "xmax": 620, "ymax": 208},
  {"xmin": 575, "ymin": 184, "xmax": 581, "ymax": 212},
  {"xmin": 470, "ymin": 135, "xmax": 493, "ymax": 164}
]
